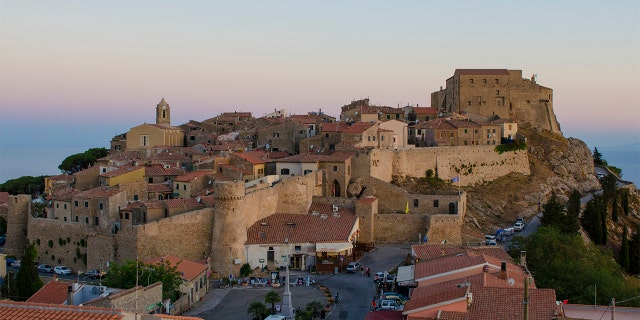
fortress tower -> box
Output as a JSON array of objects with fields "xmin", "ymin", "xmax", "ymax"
[
  {"xmin": 210, "ymin": 180, "xmax": 246, "ymax": 276},
  {"xmin": 156, "ymin": 98, "xmax": 171, "ymax": 126},
  {"xmin": 5, "ymin": 195, "xmax": 31, "ymax": 256}
]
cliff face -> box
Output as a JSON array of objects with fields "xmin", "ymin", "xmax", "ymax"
[{"xmin": 464, "ymin": 127, "xmax": 601, "ymax": 229}]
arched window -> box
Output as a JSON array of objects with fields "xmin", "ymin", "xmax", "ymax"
[{"xmin": 448, "ymin": 202, "xmax": 456, "ymax": 214}]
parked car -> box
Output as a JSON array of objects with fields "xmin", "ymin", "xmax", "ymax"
[
  {"xmin": 503, "ymin": 227, "xmax": 514, "ymax": 236},
  {"xmin": 85, "ymin": 269, "xmax": 106, "ymax": 279},
  {"xmin": 514, "ymin": 221, "xmax": 525, "ymax": 232},
  {"xmin": 0, "ymin": 234, "xmax": 6, "ymax": 246},
  {"xmin": 37, "ymin": 264, "xmax": 54, "ymax": 273},
  {"xmin": 381, "ymin": 292, "xmax": 408, "ymax": 304},
  {"xmin": 373, "ymin": 271, "xmax": 385, "ymax": 282},
  {"xmin": 11, "ymin": 260, "xmax": 21, "ymax": 268},
  {"xmin": 346, "ymin": 262, "xmax": 361, "ymax": 273},
  {"xmin": 379, "ymin": 299, "xmax": 404, "ymax": 310},
  {"xmin": 54, "ymin": 266, "xmax": 72, "ymax": 275},
  {"xmin": 484, "ymin": 239, "xmax": 498, "ymax": 246}
]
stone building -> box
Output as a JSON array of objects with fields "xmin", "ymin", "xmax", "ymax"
[
  {"xmin": 431, "ymin": 69, "xmax": 561, "ymax": 133},
  {"xmin": 125, "ymin": 99, "xmax": 185, "ymax": 150}
]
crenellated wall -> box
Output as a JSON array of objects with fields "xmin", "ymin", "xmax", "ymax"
[{"xmin": 354, "ymin": 146, "xmax": 529, "ymax": 186}]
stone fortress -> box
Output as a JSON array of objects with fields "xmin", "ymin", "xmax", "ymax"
[{"xmin": 3, "ymin": 69, "xmax": 549, "ymax": 277}]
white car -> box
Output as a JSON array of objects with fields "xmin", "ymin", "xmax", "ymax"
[
  {"xmin": 54, "ymin": 266, "xmax": 72, "ymax": 275},
  {"xmin": 11, "ymin": 260, "xmax": 21, "ymax": 268},
  {"xmin": 346, "ymin": 262, "xmax": 361, "ymax": 273},
  {"xmin": 37, "ymin": 264, "xmax": 54, "ymax": 273},
  {"xmin": 514, "ymin": 221, "xmax": 525, "ymax": 231},
  {"xmin": 379, "ymin": 299, "xmax": 404, "ymax": 311}
]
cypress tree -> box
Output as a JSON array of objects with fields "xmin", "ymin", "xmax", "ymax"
[
  {"xmin": 566, "ymin": 190, "xmax": 581, "ymax": 234},
  {"xmin": 612, "ymin": 196, "xmax": 619, "ymax": 222},
  {"xmin": 600, "ymin": 198, "xmax": 607, "ymax": 245},
  {"xmin": 541, "ymin": 192, "xmax": 564, "ymax": 229},
  {"xmin": 622, "ymin": 190, "xmax": 629, "ymax": 216},
  {"xmin": 621, "ymin": 226, "xmax": 630, "ymax": 270},
  {"xmin": 629, "ymin": 227, "xmax": 640, "ymax": 275},
  {"xmin": 15, "ymin": 242, "xmax": 43, "ymax": 301}
]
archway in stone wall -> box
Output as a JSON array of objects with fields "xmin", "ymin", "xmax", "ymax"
[
  {"xmin": 449, "ymin": 202, "xmax": 456, "ymax": 214},
  {"xmin": 332, "ymin": 180, "xmax": 341, "ymax": 197}
]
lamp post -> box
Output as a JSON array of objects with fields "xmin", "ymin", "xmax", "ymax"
[{"xmin": 282, "ymin": 240, "xmax": 294, "ymax": 319}]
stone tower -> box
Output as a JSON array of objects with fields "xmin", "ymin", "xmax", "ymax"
[
  {"xmin": 156, "ymin": 98, "xmax": 171, "ymax": 126},
  {"xmin": 210, "ymin": 180, "xmax": 246, "ymax": 276},
  {"xmin": 5, "ymin": 195, "xmax": 31, "ymax": 256}
]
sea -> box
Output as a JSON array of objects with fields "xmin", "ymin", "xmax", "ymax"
[{"xmin": 597, "ymin": 144, "xmax": 640, "ymax": 186}]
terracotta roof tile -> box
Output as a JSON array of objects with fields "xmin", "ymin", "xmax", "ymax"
[
  {"xmin": 342, "ymin": 122, "xmax": 375, "ymax": 133},
  {"xmin": 174, "ymin": 170, "xmax": 215, "ymax": 182},
  {"xmin": 0, "ymin": 300, "xmax": 124, "ymax": 319},
  {"xmin": 75, "ymin": 186, "xmax": 123, "ymax": 199},
  {"xmin": 435, "ymin": 310, "xmax": 467, "ymax": 320},
  {"xmin": 144, "ymin": 255, "xmax": 208, "ymax": 282},
  {"xmin": 413, "ymin": 107, "xmax": 438, "ymax": 115},
  {"xmin": 277, "ymin": 152, "xmax": 354, "ymax": 164},
  {"xmin": 321, "ymin": 122, "xmax": 350, "ymax": 132},
  {"xmin": 52, "ymin": 188, "xmax": 80, "ymax": 202},
  {"xmin": 163, "ymin": 198, "xmax": 205, "ymax": 209},
  {"xmin": 0, "ymin": 192, "xmax": 8, "ymax": 204},
  {"xmin": 246, "ymin": 207, "xmax": 357, "ymax": 245},
  {"xmin": 364, "ymin": 310, "xmax": 404, "ymax": 320},
  {"xmin": 466, "ymin": 287, "xmax": 556, "ymax": 319},
  {"xmin": 27, "ymin": 280, "xmax": 77, "ymax": 304},
  {"xmin": 99, "ymin": 165, "xmax": 144, "ymax": 178},
  {"xmin": 232, "ymin": 150, "xmax": 270, "ymax": 165},
  {"xmin": 445, "ymin": 119, "xmax": 481, "ymax": 128},
  {"xmin": 148, "ymin": 183, "xmax": 172, "ymax": 193}
]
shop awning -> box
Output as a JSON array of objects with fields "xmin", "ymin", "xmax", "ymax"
[
  {"xmin": 316, "ymin": 242, "xmax": 353, "ymax": 253},
  {"xmin": 397, "ymin": 265, "xmax": 416, "ymax": 286}
]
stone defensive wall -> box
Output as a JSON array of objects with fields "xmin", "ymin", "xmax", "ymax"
[
  {"xmin": 352, "ymin": 146, "xmax": 530, "ymax": 186},
  {"xmin": 375, "ymin": 212, "xmax": 463, "ymax": 244},
  {"xmin": 27, "ymin": 216, "xmax": 92, "ymax": 273},
  {"xmin": 210, "ymin": 172, "xmax": 323, "ymax": 276},
  {"xmin": 426, "ymin": 213, "xmax": 464, "ymax": 245}
]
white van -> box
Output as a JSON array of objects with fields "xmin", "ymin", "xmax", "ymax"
[{"xmin": 264, "ymin": 315, "xmax": 286, "ymax": 320}]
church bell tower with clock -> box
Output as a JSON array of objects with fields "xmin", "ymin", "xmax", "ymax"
[{"xmin": 156, "ymin": 98, "xmax": 171, "ymax": 126}]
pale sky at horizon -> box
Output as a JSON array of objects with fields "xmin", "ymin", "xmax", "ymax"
[{"xmin": 1, "ymin": 0, "xmax": 639, "ymax": 182}]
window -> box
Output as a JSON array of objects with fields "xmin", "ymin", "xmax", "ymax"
[
  {"xmin": 325, "ymin": 133, "xmax": 329, "ymax": 138},
  {"xmin": 99, "ymin": 203, "xmax": 103, "ymax": 210},
  {"xmin": 140, "ymin": 135, "xmax": 149, "ymax": 147},
  {"xmin": 373, "ymin": 136, "xmax": 376, "ymax": 141},
  {"xmin": 469, "ymin": 79, "xmax": 474, "ymax": 84},
  {"xmin": 434, "ymin": 200, "xmax": 439, "ymax": 207},
  {"xmin": 64, "ymin": 217, "xmax": 67, "ymax": 221},
  {"xmin": 183, "ymin": 185, "xmax": 186, "ymax": 191},
  {"xmin": 381, "ymin": 136, "xmax": 384, "ymax": 141},
  {"xmin": 125, "ymin": 212, "xmax": 130, "ymax": 220},
  {"xmin": 85, "ymin": 217, "xmax": 88, "ymax": 223},
  {"xmin": 386, "ymin": 115, "xmax": 391, "ymax": 120},
  {"xmin": 413, "ymin": 199, "xmax": 419, "ymax": 207},
  {"xmin": 467, "ymin": 101, "xmax": 471, "ymax": 106},
  {"xmin": 487, "ymin": 129, "xmax": 490, "ymax": 134},
  {"xmin": 304, "ymin": 170, "xmax": 312, "ymax": 175},
  {"xmin": 176, "ymin": 184, "xmax": 179, "ymax": 190},
  {"xmin": 439, "ymin": 132, "xmax": 443, "ymax": 138},
  {"xmin": 368, "ymin": 136, "xmax": 371, "ymax": 141},
  {"xmin": 189, "ymin": 136, "xmax": 195, "ymax": 141},
  {"xmin": 75, "ymin": 216, "xmax": 78, "ymax": 222},
  {"xmin": 474, "ymin": 130, "xmax": 478, "ymax": 134},
  {"xmin": 492, "ymin": 129, "xmax": 496, "ymax": 133},
  {"xmin": 495, "ymin": 79, "xmax": 499, "ymax": 84},
  {"xmin": 133, "ymin": 194, "xmax": 139, "ymax": 201},
  {"xmin": 64, "ymin": 204, "xmax": 67, "ymax": 209},
  {"xmin": 280, "ymin": 168, "xmax": 290, "ymax": 175},
  {"xmin": 464, "ymin": 129, "xmax": 468, "ymax": 134},
  {"xmin": 56, "ymin": 203, "xmax": 59, "ymax": 208},
  {"xmin": 464, "ymin": 140, "xmax": 468, "ymax": 145},
  {"xmin": 148, "ymin": 177, "xmax": 153, "ymax": 183},
  {"xmin": 95, "ymin": 217, "xmax": 99, "ymax": 225},
  {"xmin": 483, "ymin": 79, "xmax": 487, "ymax": 84},
  {"xmin": 273, "ymin": 132, "xmax": 280, "ymax": 138},
  {"xmin": 450, "ymin": 133, "xmax": 454, "ymax": 138},
  {"xmin": 509, "ymin": 125, "xmax": 513, "ymax": 130},
  {"xmin": 496, "ymin": 90, "xmax": 500, "ymax": 95},
  {"xmin": 295, "ymin": 245, "xmax": 301, "ymax": 251},
  {"xmin": 74, "ymin": 200, "xmax": 78, "ymax": 207},
  {"xmin": 102, "ymin": 168, "xmax": 107, "ymax": 173},
  {"xmin": 258, "ymin": 168, "xmax": 264, "ymax": 175},
  {"xmin": 333, "ymin": 166, "xmax": 338, "ymax": 172}
]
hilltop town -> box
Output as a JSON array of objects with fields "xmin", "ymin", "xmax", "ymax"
[{"xmin": 1, "ymin": 69, "xmax": 638, "ymax": 318}]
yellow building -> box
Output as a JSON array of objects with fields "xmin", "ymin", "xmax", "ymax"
[{"xmin": 125, "ymin": 99, "xmax": 185, "ymax": 150}]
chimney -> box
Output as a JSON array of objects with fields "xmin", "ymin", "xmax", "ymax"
[
  {"xmin": 67, "ymin": 285, "xmax": 74, "ymax": 305},
  {"xmin": 520, "ymin": 251, "xmax": 527, "ymax": 267},
  {"xmin": 500, "ymin": 261, "xmax": 508, "ymax": 280},
  {"xmin": 465, "ymin": 285, "xmax": 473, "ymax": 310}
]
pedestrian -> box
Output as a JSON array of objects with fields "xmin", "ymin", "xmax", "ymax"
[
  {"xmin": 366, "ymin": 269, "xmax": 371, "ymax": 277},
  {"xmin": 371, "ymin": 299, "xmax": 377, "ymax": 311}
]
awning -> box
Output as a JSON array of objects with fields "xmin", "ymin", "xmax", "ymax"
[
  {"xmin": 316, "ymin": 242, "xmax": 353, "ymax": 253},
  {"xmin": 397, "ymin": 265, "xmax": 415, "ymax": 286}
]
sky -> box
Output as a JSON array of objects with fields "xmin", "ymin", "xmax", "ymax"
[{"xmin": 1, "ymin": 0, "xmax": 639, "ymax": 183}]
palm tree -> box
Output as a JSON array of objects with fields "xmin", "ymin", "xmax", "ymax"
[
  {"xmin": 305, "ymin": 300, "xmax": 324, "ymax": 318},
  {"xmin": 265, "ymin": 291, "xmax": 281, "ymax": 314},
  {"xmin": 247, "ymin": 301, "xmax": 268, "ymax": 320}
]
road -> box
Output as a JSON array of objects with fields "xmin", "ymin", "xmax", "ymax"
[{"xmin": 186, "ymin": 244, "xmax": 411, "ymax": 320}]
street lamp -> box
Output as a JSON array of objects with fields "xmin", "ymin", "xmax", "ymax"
[{"xmin": 282, "ymin": 239, "xmax": 294, "ymax": 319}]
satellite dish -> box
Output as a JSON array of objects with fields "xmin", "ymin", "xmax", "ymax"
[{"xmin": 508, "ymin": 278, "xmax": 515, "ymax": 286}]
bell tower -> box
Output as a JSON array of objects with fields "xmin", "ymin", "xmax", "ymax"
[{"xmin": 156, "ymin": 98, "xmax": 171, "ymax": 126}]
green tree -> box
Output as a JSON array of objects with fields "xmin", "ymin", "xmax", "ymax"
[
  {"xmin": 565, "ymin": 190, "xmax": 581, "ymax": 234},
  {"xmin": 264, "ymin": 291, "xmax": 281, "ymax": 314},
  {"xmin": 0, "ymin": 270, "xmax": 17, "ymax": 299},
  {"xmin": 629, "ymin": 227, "xmax": 640, "ymax": 275},
  {"xmin": 513, "ymin": 226, "xmax": 639, "ymax": 307},
  {"xmin": 593, "ymin": 147, "xmax": 606, "ymax": 166},
  {"xmin": 600, "ymin": 198, "xmax": 608, "ymax": 245},
  {"xmin": 102, "ymin": 259, "xmax": 182, "ymax": 301},
  {"xmin": 600, "ymin": 174, "xmax": 617, "ymax": 207},
  {"xmin": 247, "ymin": 301, "xmax": 268, "ymax": 320},
  {"xmin": 58, "ymin": 147, "xmax": 109, "ymax": 174},
  {"xmin": 15, "ymin": 242, "xmax": 43, "ymax": 301},
  {"xmin": 540, "ymin": 192, "xmax": 564, "ymax": 229},
  {"xmin": 0, "ymin": 216, "xmax": 7, "ymax": 235},
  {"xmin": 240, "ymin": 263, "xmax": 253, "ymax": 278},
  {"xmin": 0, "ymin": 176, "xmax": 46, "ymax": 196},
  {"xmin": 620, "ymin": 226, "xmax": 630, "ymax": 270},
  {"xmin": 612, "ymin": 196, "xmax": 619, "ymax": 222},
  {"xmin": 582, "ymin": 196, "xmax": 603, "ymax": 244},
  {"xmin": 305, "ymin": 300, "xmax": 324, "ymax": 319},
  {"xmin": 622, "ymin": 190, "xmax": 630, "ymax": 216}
]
